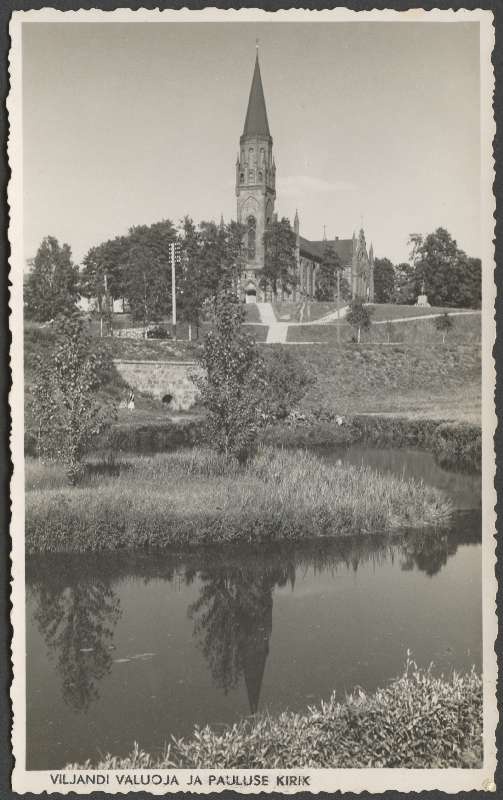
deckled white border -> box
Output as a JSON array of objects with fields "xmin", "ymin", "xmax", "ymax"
[{"xmin": 9, "ymin": 7, "xmax": 497, "ymax": 794}]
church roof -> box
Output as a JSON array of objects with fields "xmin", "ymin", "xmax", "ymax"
[
  {"xmin": 242, "ymin": 54, "xmax": 271, "ymax": 138},
  {"xmin": 299, "ymin": 236, "xmax": 353, "ymax": 265}
]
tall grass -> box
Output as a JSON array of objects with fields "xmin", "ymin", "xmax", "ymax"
[
  {"xmin": 26, "ymin": 447, "xmax": 451, "ymax": 553},
  {"xmin": 68, "ymin": 659, "xmax": 482, "ymax": 769}
]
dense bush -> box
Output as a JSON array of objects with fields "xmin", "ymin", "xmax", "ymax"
[
  {"xmin": 25, "ymin": 446, "xmax": 452, "ymax": 553},
  {"xmin": 432, "ymin": 422, "xmax": 482, "ymax": 472},
  {"xmin": 263, "ymin": 348, "xmax": 315, "ymax": 420},
  {"xmin": 69, "ymin": 659, "xmax": 482, "ymax": 769},
  {"xmin": 146, "ymin": 325, "xmax": 171, "ymax": 339}
]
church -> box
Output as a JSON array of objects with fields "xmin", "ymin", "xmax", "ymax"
[{"xmin": 235, "ymin": 50, "xmax": 375, "ymax": 304}]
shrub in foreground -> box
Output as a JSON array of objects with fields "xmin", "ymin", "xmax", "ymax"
[
  {"xmin": 69, "ymin": 660, "xmax": 482, "ymax": 769},
  {"xmin": 25, "ymin": 447, "xmax": 452, "ymax": 553},
  {"xmin": 30, "ymin": 313, "xmax": 116, "ymax": 483}
]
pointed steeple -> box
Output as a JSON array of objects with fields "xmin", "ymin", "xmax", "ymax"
[{"xmin": 243, "ymin": 53, "xmax": 271, "ymax": 138}]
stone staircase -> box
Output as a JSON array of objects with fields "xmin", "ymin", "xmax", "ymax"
[{"xmin": 256, "ymin": 302, "xmax": 289, "ymax": 344}]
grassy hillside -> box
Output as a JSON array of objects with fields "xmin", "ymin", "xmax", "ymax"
[
  {"xmin": 368, "ymin": 303, "xmax": 472, "ymax": 321},
  {"xmin": 288, "ymin": 312, "xmax": 481, "ymax": 346},
  {"xmin": 24, "ymin": 319, "xmax": 481, "ymax": 431},
  {"xmin": 266, "ymin": 342, "xmax": 481, "ymax": 423}
]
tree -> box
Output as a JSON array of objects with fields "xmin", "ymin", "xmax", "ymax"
[
  {"xmin": 81, "ymin": 236, "xmax": 129, "ymax": 336},
  {"xmin": 221, "ymin": 219, "xmax": 247, "ymax": 292},
  {"xmin": 346, "ymin": 298, "xmax": 373, "ymax": 343},
  {"xmin": 393, "ymin": 262, "xmax": 416, "ymax": 304},
  {"xmin": 178, "ymin": 218, "xmax": 247, "ymax": 339},
  {"xmin": 31, "ymin": 313, "xmax": 116, "ymax": 484},
  {"xmin": 408, "ymin": 228, "xmax": 481, "ymax": 308},
  {"xmin": 433, "ymin": 312, "xmax": 454, "ymax": 344},
  {"xmin": 373, "ymin": 257, "xmax": 395, "ymax": 304},
  {"xmin": 314, "ymin": 243, "xmax": 342, "ymax": 301},
  {"xmin": 193, "ymin": 289, "xmax": 269, "ymax": 461},
  {"xmin": 261, "ymin": 217, "xmax": 297, "ymax": 300},
  {"xmin": 25, "ymin": 236, "xmax": 80, "ymax": 321},
  {"xmin": 125, "ymin": 220, "xmax": 176, "ymax": 329}
]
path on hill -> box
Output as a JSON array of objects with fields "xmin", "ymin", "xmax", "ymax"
[
  {"xmin": 256, "ymin": 302, "xmax": 289, "ymax": 344},
  {"xmin": 372, "ymin": 310, "xmax": 480, "ymax": 325},
  {"xmin": 308, "ymin": 305, "xmax": 350, "ymax": 324}
]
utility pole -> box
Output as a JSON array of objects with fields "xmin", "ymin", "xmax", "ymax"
[
  {"xmin": 170, "ymin": 241, "xmax": 177, "ymax": 340},
  {"xmin": 336, "ymin": 268, "xmax": 341, "ymax": 345},
  {"xmin": 104, "ymin": 271, "xmax": 109, "ymax": 337}
]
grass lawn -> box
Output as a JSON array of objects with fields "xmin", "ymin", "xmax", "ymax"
[
  {"xmin": 25, "ymin": 446, "xmax": 451, "ymax": 553},
  {"xmin": 69, "ymin": 661, "xmax": 482, "ymax": 769}
]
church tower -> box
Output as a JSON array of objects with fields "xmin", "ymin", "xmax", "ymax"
[{"xmin": 236, "ymin": 49, "xmax": 276, "ymax": 302}]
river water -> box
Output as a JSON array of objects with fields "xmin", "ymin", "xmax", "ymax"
[{"xmin": 25, "ymin": 446, "xmax": 481, "ymax": 770}]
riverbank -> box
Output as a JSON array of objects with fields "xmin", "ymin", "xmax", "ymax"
[
  {"xmin": 31, "ymin": 413, "xmax": 478, "ymax": 472},
  {"xmin": 68, "ymin": 661, "xmax": 482, "ymax": 769},
  {"xmin": 25, "ymin": 446, "xmax": 451, "ymax": 553}
]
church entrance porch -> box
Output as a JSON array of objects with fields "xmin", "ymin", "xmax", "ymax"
[{"xmin": 244, "ymin": 281, "xmax": 258, "ymax": 303}]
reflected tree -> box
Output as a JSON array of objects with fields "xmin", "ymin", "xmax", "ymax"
[
  {"xmin": 32, "ymin": 578, "xmax": 121, "ymax": 712},
  {"xmin": 399, "ymin": 533, "xmax": 457, "ymax": 577},
  {"xmin": 189, "ymin": 563, "xmax": 293, "ymax": 713}
]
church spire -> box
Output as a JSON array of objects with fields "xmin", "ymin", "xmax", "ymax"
[{"xmin": 242, "ymin": 52, "xmax": 271, "ymax": 138}]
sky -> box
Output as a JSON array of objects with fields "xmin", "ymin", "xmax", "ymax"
[{"xmin": 22, "ymin": 19, "xmax": 481, "ymax": 266}]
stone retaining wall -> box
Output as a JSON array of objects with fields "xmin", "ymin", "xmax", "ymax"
[{"xmin": 113, "ymin": 360, "xmax": 201, "ymax": 411}]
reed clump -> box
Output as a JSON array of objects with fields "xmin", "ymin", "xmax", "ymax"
[
  {"xmin": 68, "ymin": 660, "xmax": 482, "ymax": 769},
  {"xmin": 26, "ymin": 446, "xmax": 451, "ymax": 553}
]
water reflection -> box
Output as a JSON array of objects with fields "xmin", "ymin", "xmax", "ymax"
[
  {"xmin": 27, "ymin": 512, "xmax": 479, "ymax": 721},
  {"xmin": 189, "ymin": 563, "xmax": 293, "ymax": 712},
  {"xmin": 30, "ymin": 573, "xmax": 121, "ymax": 712}
]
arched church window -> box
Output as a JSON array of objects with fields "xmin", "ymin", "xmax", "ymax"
[
  {"xmin": 260, "ymin": 148, "xmax": 265, "ymax": 164},
  {"xmin": 247, "ymin": 216, "xmax": 256, "ymax": 259},
  {"xmin": 258, "ymin": 171, "xmax": 263, "ymax": 182},
  {"xmin": 249, "ymin": 147, "xmax": 254, "ymax": 164},
  {"xmin": 249, "ymin": 169, "xmax": 255, "ymax": 182},
  {"xmin": 240, "ymin": 172, "xmax": 244, "ymax": 183}
]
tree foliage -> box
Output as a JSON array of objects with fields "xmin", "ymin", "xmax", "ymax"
[
  {"xmin": 261, "ymin": 218, "xmax": 297, "ymax": 299},
  {"xmin": 193, "ymin": 289, "xmax": 269, "ymax": 461},
  {"xmin": 393, "ymin": 262, "xmax": 416, "ymax": 305},
  {"xmin": 81, "ymin": 236, "xmax": 129, "ymax": 333},
  {"xmin": 433, "ymin": 312, "xmax": 454, "ymax": 344},
  {"xmin": 373, "ymin": 257, "xmax": 396, "ymax": 304},
  {"xmin": 178, "ymin": 217, "xmax": 247, "ymax": 336},
  {"xmin": 346, "ymin": 298, "xmax": 373, "ymax": 343},
  {"xmin": 31, "ymin": 313, "xmax": 116, "ymax": 484},
  {"xmin": 25, "ymin": 236, "xmax": 80, "ymax": 322},
  {"xmin": 126, "ymin": 220, "xmax": 176, "ymax": 326},
  {"xmin": 409, "ymin": 228, "xmax": 481, "ymax": 308},
  {"xmin": 315, "ymin": 243, "xmax": 343, "ymax": 301}
]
